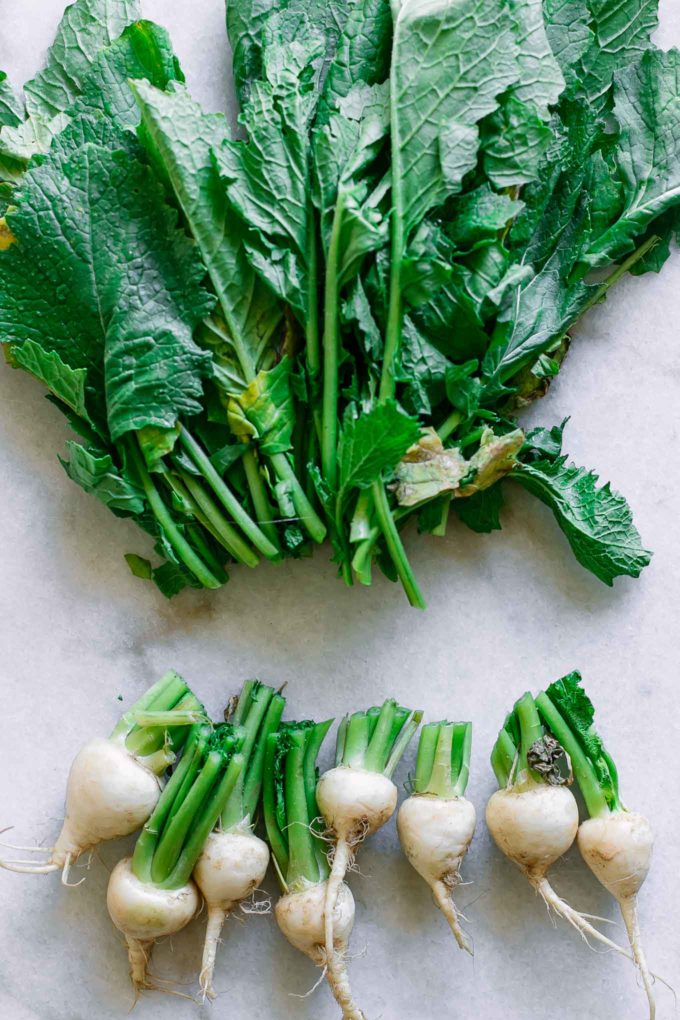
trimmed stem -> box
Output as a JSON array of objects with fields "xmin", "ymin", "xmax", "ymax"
[
  {"xmin": 179, "ymin": 428, "xmax": 279, "ymax": 561},
  {"xmin": 371, "ymin": 480, "xmax": 426, "ymax": 609},
  {"xmin": 284, "ymin": 730, "xmax": 319, "ymax": 886},
  {"xmin": 515, "ymin": 693, "xmax": 544, "ymax": 776},
  {"xmin": 179, "ymin": 469, "xmax": 259, "ymax": 568},
  {"xmin": 270, "ymin": 452, "xmax": 327, "ymax": 543},
  {"xmin": 535, "ymin": 693, "xmax": 611, "ymax": 817},
  {"xmin": 242, "ymin": 448, "xmax": 282, "ymax": 554},
  {"xmin": 385, "ymin": 710, "xmax": 423, "ymax": 779},
  {"xmin": 127, "ymin": 438, "xmax": 221, "ymax": 589}
]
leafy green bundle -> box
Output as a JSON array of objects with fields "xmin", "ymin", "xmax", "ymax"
[{"xmin": 2, "ymin": 0, "xmax": 678, "ymax": 605}]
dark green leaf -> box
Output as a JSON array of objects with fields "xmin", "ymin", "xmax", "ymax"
[
  {"xmin": 338, "ymin": 400, "xmax": 420, "ymax": 494},
  {"xmin": 511, "ymin": 457, "xmax": 652, "ymax": 584}
]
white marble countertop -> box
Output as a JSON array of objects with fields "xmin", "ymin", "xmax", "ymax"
[{"xmin": 1, "ymin": 3, "xmax": 679, "ymax": 1018}]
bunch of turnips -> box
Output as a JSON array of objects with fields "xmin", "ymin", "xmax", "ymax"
[{"xmin": 0, "ymin": 671, "xmax": 663, "ymax": 1018}]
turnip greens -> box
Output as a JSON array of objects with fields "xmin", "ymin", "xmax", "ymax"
[{"xmin": 1, "ymin": 0, "xmax": 677, "ymax": 604}]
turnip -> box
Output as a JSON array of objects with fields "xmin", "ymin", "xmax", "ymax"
[
  {"xmin": 262, "ymin": 719, "xmax": 364, "ymax": 1017},
  {"xmin": 107, "ymin": 722, "xmax": 243, "ymax": 993},
  {"xmin": 0, "ymin": 671, "xmax": 204, "ymax": 884},
  {"xmin": 397, "ymin": 720, "xmax": 475, "ymax": 952},
  {"xmin": 317, "ymin": 699, "xmax": 422, "ymax": 1018},
  {"xmin": 537, "ymin": 672, "xmax": 659, "ymax": 1019},
  {"xmin": 193, "ymin": 679, "xmax": 285, "ymax": 999},
  {"xmin": 487, "ymin": 692, "xmax": 630, "ymax": 957}
]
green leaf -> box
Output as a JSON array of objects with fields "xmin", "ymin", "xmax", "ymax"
[
  {"xmin": 577, "ymin": 0, "xmax": 658, "ymax": 105},
  {"xmin": 400, "ymin": 317, "xmax": 449, "ymax": 416},
  {"xmin": 215, "ymin": 23, "xmax": 324, "ymax": 324},
  {"xmin": 0, "ymin": 116, "xmax": 214, "ymax": 443},
  {"xmin": 125, "ymin": 552, "xmax": 153, "ymax": 579},
  {"xmin": 132, "ymin": 79, "xmax": 281, "ymax": 389},
  {"xmin": 482, "ymin": 95, "xmax": 553, "ymax": 188},
  {"xmin": 584, "ymin": 49, "xmax": 680, "ymax": 267},
  {"xmin": 152, "ymin": 559, "xmax": 202, "ymax": 597},
  {"xmin": 9, "ymin": 339, "xmax": 97, "ymax": 431},
  {"xmin": 24, "ymin": 0, "xmax": 141, "ymax": 122},
  {"xmin": 338, "ymin": 400, "xmax": 420, "ymax": 495},
  {"xmin": 542, "ymin": 0, "xmax": 592, "ymax": 91},
  {"xmin": 61, "ymin": 440, "xmax": 145, "ymax": 515},
  {"xmin": 447, "ymin": 185, "xmax": 525, "ymax": 250},
  {"xmin": 317, "ymin": 0, "xmax": 392, "ymax": 125},
  {"xmin": 511, "ymin": 457, "xmax": 652, "ymax": 584},
  {"xmin": 454, "ymin": 484, "xmax": 504, "ymax": 533},
  {"xmin": 73, "ymin": 21, "xmax": 184, "ymax": 132},
  {"xmin": 391, "ymin": 0, "xmax": 519, "ymax": 240},
  {"xmin": 0, "ymin": 72, "xmax": 23, "ymax": 128},
  {"xmin": 228, "ymin": 358, "xmax": 295, "ymax": 455},
  {"xmin": 508, "ymin": 0, "xmax": 565, "ymax": 114}
]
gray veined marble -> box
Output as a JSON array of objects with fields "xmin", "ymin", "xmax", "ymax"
[{"xmin": 0, "ymin": 2, "xmax": 679, "ymax": 1018}]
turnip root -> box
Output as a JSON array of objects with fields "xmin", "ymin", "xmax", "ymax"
[
  {"xmin": 107, "ymin": 856, "xmax": 199, "ymax": 990},
  {"xmin": 108, "ymin": 723, "xmax": 243, "ymax": 993},
  {"xmin": 0, "ymin": 671, "xmax": 204, "ymax": 884},
  {"xmin": 193, "ymin": 680, "xmax": 285, "ymax": 999},
  {"xmin": 538, "ymin": 673, "xmax": 660, "ymax": 1019},
  {"xmin": 487, "ymin": 692, "xmax": 630, "ymax": 956},
  {"xmin": 317, "ymin": 700, "xmax": 422, "ymax": 1017},
  {"xmin": 263, "ymin": 719, "xmax": 367, "ymax": 1018},
  {"xmin": 397, "ymin": 721, "xmax": 476, "ymax": 951}
]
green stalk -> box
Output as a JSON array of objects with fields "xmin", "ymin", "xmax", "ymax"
[
  {"xmin": 221, "ymin": 681, "xmax": 285, "ymax": 830},
  {"xmin": 242, "ymin": 694, "xmax": 286, "ymax": 821},
  {"xmin": 111, "ymin": 671, "xmax": 188, "ymax": 743},
  {"xmin": 371, "ymin": 480, "xmax": 426, "ymax": 609},
  {"xmin": 179, "ymin": 428, "xmax": 280, "ymax": 561},
  {"xmin": 414, "ymin": 723, "xmax": 440, "ymax": 793},
  {"xmin": 285, "ymin": 729, "xmax": 320, "ymax": 885},
  {"xmin": 321, "ymin": 192, "xmax": 345, "ymax": 489},
  {"xmin": 270, "ymin": 452, "xmax": 327, "ymax": 543},
  {"xmin": 306, "ymin": 198, "xmax": 321, "ymax": 390},
  {"xmin": 242, "ymin": 448, "xmax": 282, "ymax": 554},
  {"xmin": 536, "ymin": 693, "xmax": 612, "ymax": 817},
  {"xmin": 132, "ymin": 725, "xmax": 208, "ymax": 884},
  {"xmin": 164, "ymin": 752, "xmax": 244, "ymax": 889},
  {"xmin": 178, "ymin": 469, "xmax": 260, "ymax": 568},
  {"xmin": 515, "ymin": 693, "xmax": 545, "ymax": 776},
  {"xmin": 451, "ymin": 723, "xmax": 472, "ymax": 798},
  {"xmin": 127, "ymin": 438, "xmax": 221, "ymax": 590},
  {"xmin": 437, "ymin": 410, "xmax": 463, "ymax": 442},
  {"xmin": 363, "ymin": 700, "xmax": 397, "ymax": 773},
  {"xmin": 262, "ymin": 732, "xmax": 290, "ymax": 883},
  {"xmin": 491, "ymin": 727, "xmax": 518, "ymax": 788},
  {"xmin": 385, "ymin": 710, "xmax": 423, "ymax": 779}
]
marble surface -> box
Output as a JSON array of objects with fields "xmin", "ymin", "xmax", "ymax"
[{"xmin": 1, "ymin": 3, "xmax": 679, "ymax": 1018}]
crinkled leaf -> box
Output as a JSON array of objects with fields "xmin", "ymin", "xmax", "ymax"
[
  {"xmin": 228, "ymin": 357, "xmax": 294, "ymax": 455},
  {"xmin": 454, "ymin": 484, "xmax": 504, "ymax": 532},
  {"xmin": 584, "ymin": 49, "xmax": 680, "ymax": 267},
  {"xmin": 511, "ymin": 457, "xmax": 652, "ymax": 584},
  {"xmin": 338, "ymin": 400, "xmax": 420, "ymax": 495},
  {"xmin": 482, "ymin": 95, "xmax": 553, "ymax": 188},
  {"xmin": 508, "ymin": 0, "xmax": 565, "ymax": 114},
  {"xmin": 0, "ymin": 117, "xmax": 213, "ymax": 443},
  {"xmin": 317, "ymin": 0, "xmax": 392, "ymax": 125},
  {"xmin": 542, "ymin": 0, "xmax": 592, "ymax": 91},
  {"xmin": 61, "ymin": 440, "xmax": 145, "ymax": 515},
  {"xmin": 215, "ymin": 25, "xmax": 324, "ymax": 323},
  {"xmin": 24, "ymin": 0, "xmax": 141, "ymax": 122},
  {"xmin": 447, "ymin": 185, "xmax": 525, "ymax": 250},
  {"xmin": 133, "ymin": 80, "xmax": 281, "ymax": 390},
  {"xmin": 8, "ymin": 339, "xmax": 98, "ymax": 432},
  {"xmin": 0, "ymin": 72, "xmax": 23, "ymax": 128},
  {"xmin": 391, "ymin": 0, "xmax": 519, "ymax": 241},
  {"xmin": 577, "ymin": 0, "xmax": 659, "ymax": 105},
  {"xmin": 400, "ymin": 317, "xmax": 449, "ymax": 416}
]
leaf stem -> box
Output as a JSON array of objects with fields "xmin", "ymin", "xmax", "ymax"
[
  {"xmin": 371, "ymin": 480, "xmax": 426, "ymax": 608},
  {"xmin": 321, "ymin": 192, "xmax": 345, "ymax": 489},
  {"xmin": 127, "ymin": 438, "xmax": 221, "ymax": 590},
  {"xmin": 179, "ymin": 427, "xmax": 280, "ymax": 560}
]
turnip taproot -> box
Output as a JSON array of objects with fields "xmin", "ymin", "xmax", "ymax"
[
  {"xmin": 537, "ymin": 672, "xmax": 659, "ymax": 1019},
  {"xmin": 262, "ymin": 719, "xmax": 365, "ymax": 1018},
  {"xmin": 107, "ymin": 723, "xmax": 243, "ymax": 993},
  {"xmin": 0, "ymin": 671, "xmax": 204, "ymax": 884},
  {"xmin": 398, "ymin": 720, "xmax": 475, "ymax": 951},
  {"xmin": 193, "ymin": 679, "xmax": 285, "ymax": 999},
  {"xmin": 487, "ymin": 692, "xmax": 630, "ymax": 956},
  {"xmin": 317, "ymin": 699, "xmax": 422, "ymax": 1017}
]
